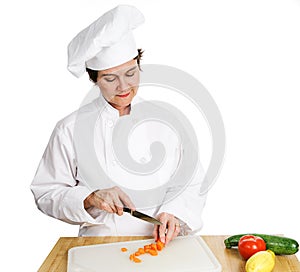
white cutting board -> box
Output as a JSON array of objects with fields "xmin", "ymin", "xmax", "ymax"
[{"xmin": 67, "ymin": 236, "xmax": 222, "ymax": 272}]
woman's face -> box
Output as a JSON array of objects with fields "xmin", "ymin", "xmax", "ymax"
[{"xmin": 96, "ymin": 59, "xmax": 140, "ymax": 110}]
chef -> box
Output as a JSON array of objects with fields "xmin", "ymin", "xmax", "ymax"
[{"xmin": 31, "ymin": 5, "xmax": 207, "ymax": 245}]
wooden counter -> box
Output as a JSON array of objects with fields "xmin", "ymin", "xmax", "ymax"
[{"xmin": 38, "ymin": 235, "xmax": 300, "ymax": 272}]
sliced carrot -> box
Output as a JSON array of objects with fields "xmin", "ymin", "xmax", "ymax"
[
  {"xmin": 121, "ymin": 247, "xmax": 128, "ymax": 252},
  {"xmin": 156, "ymin": 239, "xmax": 165, "ymax": 251},
  {"xmin": 150, "ymin": 243, "xmax": 157, "ymax": 250},
  {"xmin": 129, "ymin": 240, "xmax": 165, "ymax": 263},
  {"xmin": 129, "ymin": 254, "xmax": 135, "ymax": 261},
  {"xmin": 149, "ymin": 249, "xmax": 158, "ymax": 256},
  {"xmin": 156, "ymin": 239, "xmax": 165, "ymax": 247},
  {"xmin": 133, "ymin": 256, "xmax": 142, "ymax": 263},
  {"xmin": 138, "ymin": 247, "xmax": 145, "ymax": 254},
  {"xmin": 144, "ymin": 244, "xmax": 151, "ymax": 250},
  {"xmin": 156, "ymin": 244, "xmax": 163, "ymax": 251}
]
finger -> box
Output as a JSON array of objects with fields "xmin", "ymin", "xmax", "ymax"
[
  {"xmin": 113, "ymin": 199, "xmax": 124, "ymax": 216},
  {"xmin": 94, "ymin": 190, "xmax": 117, "ymax": 213},
  {"xmin": 152, "ymin": 225, "xmax": 159, "ymax": 241},
  {"xmin": 104, "ymin": 195, "xmax": 119, "ymax": 213},
  {"xmin": 113, "ymin": 186, "xmax": 135, "ymax": 210},
  {"xmin": 158, "ymin": 222, "xmax": 167, "ymax": 244},
  {"xmin": 99, "ymin": 201, "xmax": 115, "ymax": 213},
  {"xmin": 116, "ymin": 206, "xmax": 123, "ymax": 216},
  {"xmin": 165, "ymin": 220, "xmax": 176, "ymax": 246},
  {"xmin": 118, "ymin": 190, "xmax": 136, "ymax": 211},
  {"xmin": 172, "ymin": 223, "xmax": 181, "ymax": 240},
  {"xmin": 111, "ymin": 193, "xmax": 124, "ymax": 216}
]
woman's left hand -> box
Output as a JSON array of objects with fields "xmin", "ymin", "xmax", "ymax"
[{"xmin": 152, "ymin": 212, "xmax": 180, "ymax": 246}]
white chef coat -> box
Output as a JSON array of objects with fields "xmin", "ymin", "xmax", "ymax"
[{"xmin": 31, "ymin": 93, "xmax": 207, "ymax": 236}]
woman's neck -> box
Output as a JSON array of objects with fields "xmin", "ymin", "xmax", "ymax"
[{"xmin": 113, "ymin": 104, "xmax": 131, "ymax": 116}]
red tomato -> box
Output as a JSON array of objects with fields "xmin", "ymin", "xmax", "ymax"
[{"xmin": 238, "ymin": 235, "xmax": 266, "ymax": 259}]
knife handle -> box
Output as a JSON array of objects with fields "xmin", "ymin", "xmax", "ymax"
[{"xmin": 123, "ymin": 207, "xmax": 132, "ymax": 214}]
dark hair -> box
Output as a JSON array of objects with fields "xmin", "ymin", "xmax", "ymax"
[{"xmin": 86, "ymin": 48, "xmax": 144, "ymax": 84}]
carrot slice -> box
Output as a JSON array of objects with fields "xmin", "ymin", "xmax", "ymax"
[
  {"xmin": 156, "ymin": 239, "xmax": 165, "ymax": 247},
  {"xmin": 121, "ymin": 247, "xmax": 128, "ymax": 252},
  {"xmin": 133, "ymin": 256, "xmax": 142, "ymax": 263},
  {"xmin": 138, "ymin": 248, "xmax": 145, "ymax": 254},
  {"xmin": 149, "ymin": 249, "xmax": 158, "ymax": 256},
  {"xmin": 129, "ymin": 240, "xmax": 165, "ymax": 263},
  {"xmin": 156, "ymin": 239, "xmax": 165, "ymax": 251},
  {"xmin": 129, "ymin": 254, "xmax": 135, "ymax": 261},
  {"xmin": 156, "ymin": 245, "xmax": 162, "ymax": 251},
  {"xmin": 150, "ymin": 243, "xmax": 157, "ymax": 250},
  {"xmin": 144, "ymin": 244, "xmax": 151, "ymax": 250}
]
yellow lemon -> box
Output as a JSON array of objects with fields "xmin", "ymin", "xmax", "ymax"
[{"xmin": 245, "ymin": 250, "xmax": 275, "ymax": 272}]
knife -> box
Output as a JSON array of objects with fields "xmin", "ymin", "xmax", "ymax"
[{"xmin": 123, "ymin": 207, "xmax": 162, "ymax": 225}]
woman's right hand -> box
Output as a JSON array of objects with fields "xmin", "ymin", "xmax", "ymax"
[{"xmin": 84, "ymin": 186, "xmax": 135, "ymax": 216}]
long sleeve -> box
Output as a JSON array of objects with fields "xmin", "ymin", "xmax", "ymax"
[{"xmin": 31, "ymin": 123, "xmax": 97, "ymax": 225}]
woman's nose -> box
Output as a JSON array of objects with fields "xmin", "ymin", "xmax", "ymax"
[{"xmin": 117, "ymin": 76, "xmax": 129, "ymax": 91}]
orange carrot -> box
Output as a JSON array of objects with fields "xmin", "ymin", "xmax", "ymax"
[
  {"xmin": 156, "ymin": 239, "xmax": 165, "ymax": 251},
  {"xmin": 156, "ymin": 244, "xmax": 163, "ymax": 251},
  {"xmin": 150, "ymin": 243, "xmax": 157, "ymax": 251},
  {"xmin": 138, "ymin": 248, "xmax": 145, "ymax": 254},
  {"xmin": 149, "ymin": 249, "xmax": 158, "ymax": 256},
  {"xmin": 129, "ymin": 239, "xmax": 165, "ymax": 263},
  {"xmin": 129, "ymin": 254, "xmax": 135, "ymax": 261},
  {"xmin": 121, "ymin": 247, "xmax": 128, "ymax": 252},
  {"xmin": 144, "ymin": 244, "xmax": 151, "ymax": 250},
  {"xmin": 133, "ymin": 256, "xmax": 142, "ymax": 263},
  {"xmin": 156, "ymin": 239, "xmax": 165, "ymax": 247}
]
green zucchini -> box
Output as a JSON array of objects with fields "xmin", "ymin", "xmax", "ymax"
[{"xmin": 224, "ymin": 234, "xmax": 299, "ymax": 255}]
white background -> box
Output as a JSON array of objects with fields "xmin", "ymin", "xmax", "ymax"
[{"xmin": 1, "ymin": 0, "xmax": 300, "ymax": 270}]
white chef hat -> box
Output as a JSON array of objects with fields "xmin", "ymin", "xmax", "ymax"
[{"xmin": 67, "ymin": 5, "xmax": 144, "ymax": 78}]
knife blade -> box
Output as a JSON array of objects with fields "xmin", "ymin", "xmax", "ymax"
[{"xmin": 123, "ymin": 207, "xmax": 162, "ymax": 225}]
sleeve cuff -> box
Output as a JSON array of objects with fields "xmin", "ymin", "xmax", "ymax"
[{"xmin": 62, "ymin": 185, "xmax": 99, "ymax": 225}]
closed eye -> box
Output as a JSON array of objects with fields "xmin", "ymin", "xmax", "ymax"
[
  {"xmin": 104, "ymin": 76, "xmax": 117, "ymax": 82},
  {"xmin": 125, "ymin": 66, "xmax": 137, "ymax": 77},
  {"xmin": 126, "ymin": 71, "xmax": 135, "ymax": 77}
]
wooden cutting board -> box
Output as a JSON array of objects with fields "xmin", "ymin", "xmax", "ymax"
[
  {"xmin": 38, "ymin": 236, "xmax": 300, "ymax": 272},
  {"xmin": 67, "ymin": 236, "xmax": 222, "ymax": 272}
]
